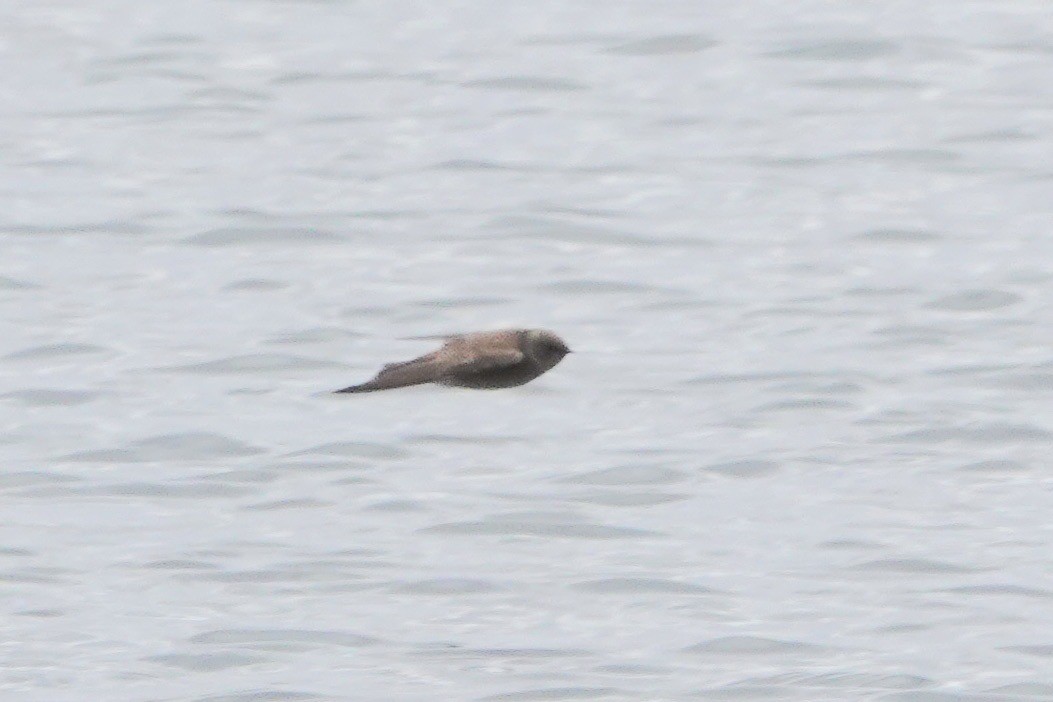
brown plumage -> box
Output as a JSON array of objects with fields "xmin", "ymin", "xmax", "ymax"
[{"xmin": 334, "ymin": 329, "xmax": 571, "ymax": 393}]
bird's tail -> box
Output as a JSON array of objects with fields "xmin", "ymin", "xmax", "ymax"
[{"xmin": 334, "ymin": 354, "xmax": 442, "ymax": 393}]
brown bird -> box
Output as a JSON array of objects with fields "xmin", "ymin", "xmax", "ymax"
[{"xmin": 334, "ymin": 328, "xmax": 571, "ymax": 393}]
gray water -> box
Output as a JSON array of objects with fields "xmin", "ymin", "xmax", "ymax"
[{"xmin": 3, "ymin": 1, "xmax": 1053, "ymax": 700}]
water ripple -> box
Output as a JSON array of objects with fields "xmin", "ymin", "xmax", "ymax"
[
  {"xmin": 146, "ymin": 652, "xmax": 264, "ymax": 672},
  {"xmin": 60, "ymin": 432, "xmax": 264, "ymax": 462},
  {"xmin": 184, "ymin": 227, "xmax": 343, "ymax": 247},
  {"xmin": 556, "ymin": 465, "xmax": 687, "ymax": 485},
  {"xmin": 480, "ymin": 688, "xmax": 619, "ymax": 702},
  {"xmin": 572, "ymin": 578, "xmax": 714, "ymax": 594},
  {"xmin": 189, "ymin": 629, "xmax": 377, "ymax": 650},
  {"xmin": 881, "ymin": 423, "xmax": 1052, "ymax": 445},
  {"xmin": 852, "ymin": 558, "xmax": 980, "ymax": 575},
  {"xmin": 422, "ymin": 513, "xmax": 660, "ymax": 540},
  {"xmin": 685, "ymin": 636, "xmax": 824, "ymax": 655},
  {"xmin": 603, "ymin": 34, "xmax": 717, "ymax": 56},
  {"xmin": 765, "ymin": 39, "xmax": 900, "ymax": 61},
  {"xmin": 166, "ymin": 354, "xmax": 346, "ymax": 374}
]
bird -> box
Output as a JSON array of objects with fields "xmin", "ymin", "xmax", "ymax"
[{"xmin": 334, "ymin": 328, "xmax": 571, "ymax": 393}]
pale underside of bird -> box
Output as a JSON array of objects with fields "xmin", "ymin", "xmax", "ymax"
[{"xmin": 334, "ymin": 328, "xmax": 571, "ymax": 394}]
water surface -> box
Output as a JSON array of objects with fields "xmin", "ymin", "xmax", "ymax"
[{"xmin": 2, "ymin": 1, "xmax": 1052, "ymax": 700}]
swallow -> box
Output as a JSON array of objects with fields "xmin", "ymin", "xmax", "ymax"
[{"xmin": 334, "ymin": 328, "xmax": 571, "ymax": 393}]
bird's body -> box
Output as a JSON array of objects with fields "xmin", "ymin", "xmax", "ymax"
[{"xmin": 334, "ymin": 328, "xmax": 570, "ymax": 394}]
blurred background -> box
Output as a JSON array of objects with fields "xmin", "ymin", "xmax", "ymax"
[{"xmin": 2, "ymin": 1, "xmax": 1052, "ymax": 700}]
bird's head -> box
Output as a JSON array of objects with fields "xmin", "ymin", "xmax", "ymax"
[{"xmin": 525, "ymin": 329, "xmax": 572, "ymax": 369}]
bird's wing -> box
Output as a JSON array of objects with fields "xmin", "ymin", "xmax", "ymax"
[
  {"xmin": 445, "ymin": 348, "xmax": 525, "ymax": 377},
  {"xmin": 334, "ymin": 351, "xmax": 442, "ymax": 393}
]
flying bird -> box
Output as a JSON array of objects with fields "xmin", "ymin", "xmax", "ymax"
[{"xmin": 334, "ymin": 328, "xmax": 571, "ymax": 393}]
